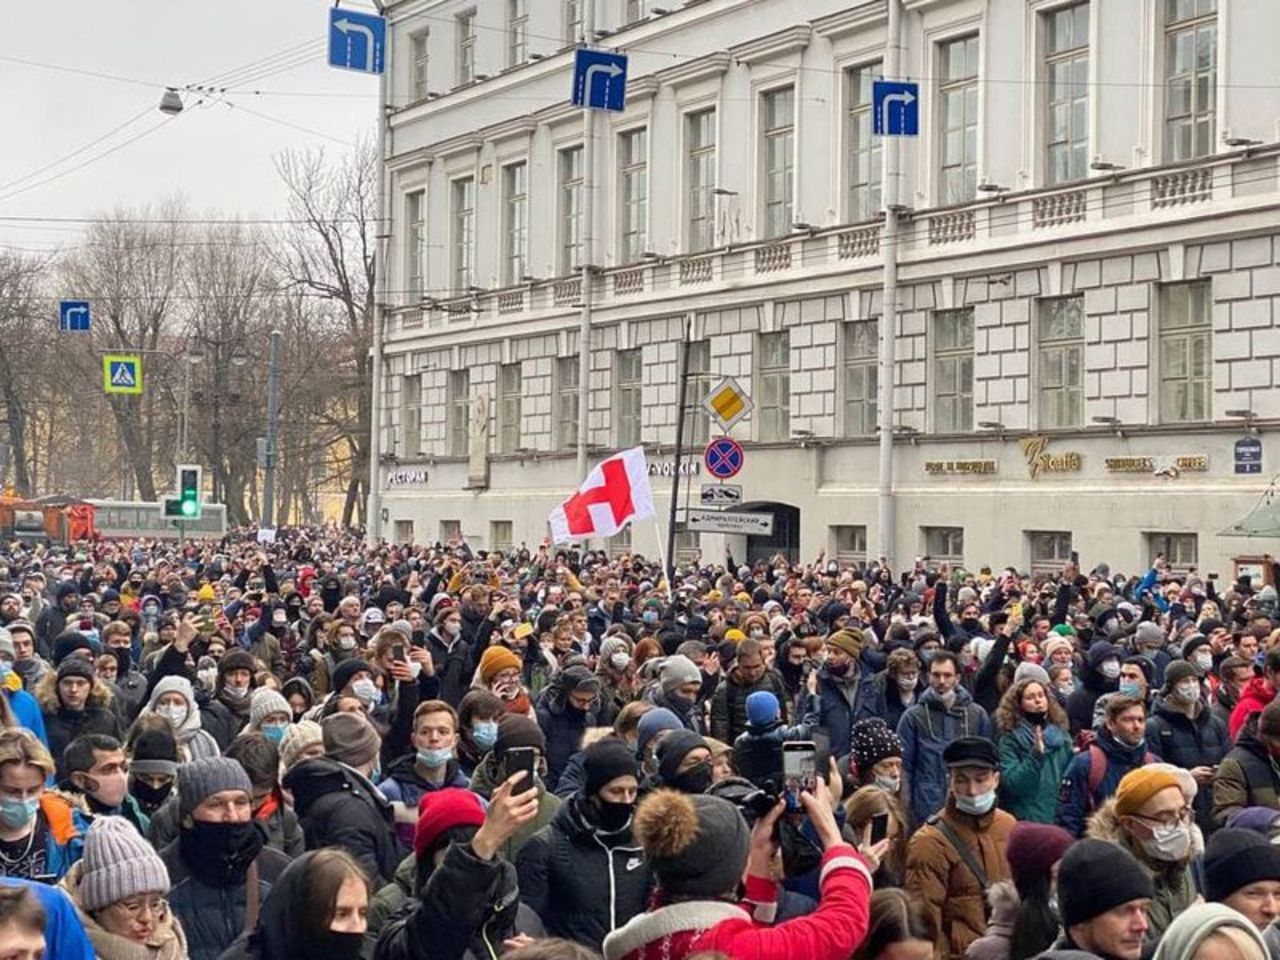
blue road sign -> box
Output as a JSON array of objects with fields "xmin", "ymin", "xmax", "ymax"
[
  {"xmin": 704, "ymin": 437, "xmax": 745, "ymax": 480},
  {"xmin": 873, "ymin": 80, "xmax": 919, "ymax": 136},
  {"xmin": 328, "ymin": 8, "xmax": 386, "ymax": 75},
  {"xmin": 59, "ymin": 300, "xmax": 90, "ymax": 332},
  {"xmin": 572, "ymin": 49, "xmax": 628, "ymax": 111}
]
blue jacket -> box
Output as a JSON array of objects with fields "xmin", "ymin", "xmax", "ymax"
[
  {"xmin": 0, "ymin": 878, "xmax": 94, "ymax": 960},
  {"xmin": 4, "ymin": 685, "xmax": 48, "ymax": 748},
  {"xmin": 897, "ymin": 686, "xmax": 992, "ymax": 826},
  {"xmin": 816, "ymin": 661, "xmax": 877, "ymax": 760},
  {"xmin": 1055, "ymin": 728, "xmax": 1152, "ymax": 837}
]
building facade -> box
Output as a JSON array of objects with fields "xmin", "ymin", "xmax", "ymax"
[{"xmin": 374, "ymin": 0, "xmax": 1280, "ymax": 576}]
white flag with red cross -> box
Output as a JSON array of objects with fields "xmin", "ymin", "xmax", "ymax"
[{"xmin": 548, "ymin": 447, "xmax": 655, "ymax": 544}]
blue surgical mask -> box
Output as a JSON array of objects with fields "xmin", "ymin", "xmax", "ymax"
[
  {"xmin": 472, "ymin": 721, "xmax": 499, "ymax": 751},
  {"xmin": 1119, "ymin": 679, "xmax": 1142, "ymax": 697},
  {"xmin": 417, "ymin": 746, "xmax": 453, "ymax": 768},
  {"xmin": 954, "ymin": 790, "xmax": 997, "ymax": 816},
  {"xmin": 0, "ymin": 795, "xmax": 39, "ymax": 829},
  {"xmin": 0, "ymin": 660, "xmax": 11, "ymax": 682},
  {"xmin": 642, "ymin": 610, "xmax": 659, "ymax": 625},
  {"xmin": 261, "ymin": 723, "xmax": 288, "ymax": 745}
]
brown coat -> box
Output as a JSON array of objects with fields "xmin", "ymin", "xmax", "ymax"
[{"xmin": 905, "ymin": 799, "xmax": 1016, "ymax": 960}]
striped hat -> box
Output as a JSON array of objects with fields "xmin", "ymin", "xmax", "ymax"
[{"xmin": 79, "ymin": 816, "xmax": 170, "ymax": 911}]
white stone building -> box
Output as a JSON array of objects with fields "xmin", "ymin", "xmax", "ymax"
[{"xmin": 372, "ymin": 0, "xmax": 1280, "ymax": 577}]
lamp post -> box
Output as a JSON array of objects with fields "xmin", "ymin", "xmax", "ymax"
[{"xmin": 261, "ymin": 329, "xmax": 283, "ymax": 529}]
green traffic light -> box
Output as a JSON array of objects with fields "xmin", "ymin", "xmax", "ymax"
[{"xmin": 181, "ymin": 499, "xmax": 197, "ymax": 517}]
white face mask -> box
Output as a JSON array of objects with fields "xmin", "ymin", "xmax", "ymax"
[
  {"xmin": 445, "ymin": 621, "xmax": 461, "ymax": 637},
  {"xmin": 1193, "ymin": 653, "xmax": 1213, "ymax": 671},
  {"xmin": 896, "ymin": 674, "xmax": 918, "ymax": 692},
  {"xmin": 955, "ymin": 790, "xmax": 997, "ymax": 816},
  {"xmin": 157, "ymin": 703, "xmax": 188, "ymax": 727},
  {"xmin": 1100, "ymin": 660, "xmax": 1121, "ymax": 680},
  {"xmin": 1141, "ymin": 823, "xmax": 1190, "ymax": 862},
  {"xmin": 875, "ymin": 774, "xmax": 901, "ymax": 794},
  {"xmin": 352, "ymin": 677, "xmax": 379, "ymax": 704},
  {"xmin": 609, "ymin": 652, "xmax": 630, "ymax": 671},
  {"xmin": 1173, "ymin": 681, "xmax": 1200, "ymax": 704}
]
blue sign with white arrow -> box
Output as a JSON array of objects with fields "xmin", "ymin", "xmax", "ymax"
[
  {"xmin": 572, "ymin": 49, "xmax": 628, "ymax": 112},
  {"xmin": 872, "ymin": 80, "xmax": 919, "ymax": 136},
  {"xmin": 59, "ymin": 300, "xmax": 90, "ymax": 332},
  {"xmin": 328, "ymin": 7, "xmax": 386, "ymax": 75}
]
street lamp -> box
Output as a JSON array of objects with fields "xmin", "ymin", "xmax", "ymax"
[{"xmin": 159, "ymin": 89, "xmax": 184, "ymax": 115}]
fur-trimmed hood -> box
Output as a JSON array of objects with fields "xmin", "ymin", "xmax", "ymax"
[
  {"xmin": 34, "ymin": 669, "xmax": 115, "ymax": 711},
  {"xmin": 1086, "ymin": 796, "xmax": 1203, "ymax": 867},
  {"xmin": 602, "ymin": 899, "xmax": 748, "ymax": 960}
]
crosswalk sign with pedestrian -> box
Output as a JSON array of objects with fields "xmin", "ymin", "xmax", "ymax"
[{"xmin": 103, "ymin": 354, "xmax": 143, "ymax": 395}]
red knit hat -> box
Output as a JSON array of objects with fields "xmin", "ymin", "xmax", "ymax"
[
  {"xmin": 1006, "ymin": 821, "xmax": 1073, "ymax": 886},
  {"xmin": 414, "ymin": 788, "xmax": 486, "ymax": 860}
]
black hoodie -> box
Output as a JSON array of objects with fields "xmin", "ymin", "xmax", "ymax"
[{"xmin": 219, "ymin": 851, "xmax": 353, "ymax": 960}]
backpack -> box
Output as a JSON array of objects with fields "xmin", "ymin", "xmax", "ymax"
[{"xmin": 1086, "ymin": 744, "xmax": 1156, "ymax": 811}]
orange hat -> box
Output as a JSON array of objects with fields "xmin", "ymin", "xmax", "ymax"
[
  {"xmin": 1114, "ymin": 767, "xmax": 1183, "ymax": 817},
  {"xmin": 478, "ymin": 646, "xmax": 522, "ymax": 684}
]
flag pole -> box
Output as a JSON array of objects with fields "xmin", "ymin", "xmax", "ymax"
[
  {"xmin": 665, "ymin": 315, "xmax": 693, "ymax": 593},
  {"xmin": 651, "ymin": 515, "xmax": 673, "ymax": 602}
]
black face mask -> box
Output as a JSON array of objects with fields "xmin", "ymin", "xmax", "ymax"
[
  {"xmin": 112, "ymin": 646, "xmax": 132, "ymax": 676},
  {"xmin": 129, "ymin": 777, "xmax": 174, "ymax": 815},
  {"xmin": 667, "ymin": 693, "xmax": 696, "ymax": 715},
  {"xmin": 588, "ymin": 796, "xmax": 634, "ymax": 833},
  {"xmin": 179, "ymin": 819, "xmax": 264, "ymax": 888},
  {"xmin": 302, "ymin": 930, "xmax": 363, "ymax": 960},
  {"xmin": 961, "ymin": 618, "xmax": 983, "ymax": 635},
  {"xmin": 671, "ymin": 762, "xmax": 713, "ymax": 795},
  {"xmin": 1024, "ymin": 710, "xmax": 1048, "ymax": 727}
]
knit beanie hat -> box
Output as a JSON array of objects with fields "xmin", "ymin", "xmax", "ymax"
[
  {"xmin": 599, "ymin": 636, "xmax": 631, "ymax": 663},
  {"xmin": 1204, "ymin": 828, "xmax": 1280, "ymax": 901},
  {"xmin": 179, "ymin": 756, "xmax": 252, "ymax": 819},
  {"xmin": 218, "ymin": 649, "xmax": 256, "ymax": 678},
  {"xmin": 560, "ymin": 664, "xmax": 601, "ymax": 695},
  {"xmin": 280, "ymin": 719, "xmax": 324, "ymax": 771},
  {"xmin": 634, "ymin": 790, "xmax": 751, "ymax": 899},
  {"xmin": 1227, "ymin": 807, "xmax": 1280, "ymax": 835},
  {"xmin": 1152, "ymin": 903, "xmax": 1271, "ymax": 960},
  {"xmin": 1058, "ymin": 838, "xmax": 1155, "ymax": 927},
  {"xmin": 659, "ymin": 655, "xmax": 701, "ymax": 695},
  {"xmin": 656, "ymin": 730, "xmax": 708, "ymax": 785},
  {"xmin": 583, "ymin": 738, "xmax": 639, "ymax": 797},
  {"xmin": 414, "ymin": 787, "xmax": 486, "ymax": 860},
  {"xmin": 52, "ymin": 631, "xmax": 93, "ymax": 664},
  {"xmin": 745, "ymin": 691, "xmax": 780, "ymax": 728},
  {"xmin": 1051, "ymin": 623, "xmax": 1077, "ymax": 638},
  {"xmin": 1134, "ymin": 622, "xmax": 1165, "ymax": 648},
  {"xmin": 249, "ymin": 688, "xmax": 292, "ymax": 729},
  {"xmin": 78, "ymin": 816, "xmax": 171, "ymax": 911},
  {"xmin": 129, "ymin": 728, "xmax": 179, "ymax": 777},
  {"xmin": 636, "ymin": 707, "xmax": 684, "ymax": 759},
  {"xmin": 1163, "ymin": 660, "xmax": 1198, "ymax": 692},
  {"xmin": 825, "ymin": 629, "xmax": 863, "ymax": 658},
  {"xmin": 1182, "ymin": 634, "xmax": 1211, "ymax": 659},
  {"xmin": 1042, "ymin": 637, "xmax": 1074, "ymax": 661},
  {"xmin": 1013, "ymin": 662, "xmax": 1051, "ymax": 687},
  {"xmin": 494, "ymin": 714, "xmax": 545, "ymax": 758},
  {"xmin": 57, "ymin": 657, "xmax": 95, "ymax": 683},
  {"xmin": 330, "ymin": 658, "xmax": 373, "ymax": 695},
  {"xmin": 1006, "ymin": 822, "xmax": 1073, "ymax": 888},
  {"xmin": 851, "ymin": 718, "xmax": 903, "ymax": 775},
  {"xmin": 478, "ymin": 646, "xmax": 522, "ymax": 684},
  {"xmin": 1114, "ymin": 767, "xmax": 1183, "ymax": 817},
  {"xmin": 322, "ymin": 713, "xmax": 381, "ymax": 769},
  {"xmin": 0, "ymin": 628, "xmax": 13, "ymax": 660}
]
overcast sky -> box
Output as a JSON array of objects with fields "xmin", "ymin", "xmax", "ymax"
[{"xmin": 0, "ymin": 0, "xmax": 377, "ymax": 252}]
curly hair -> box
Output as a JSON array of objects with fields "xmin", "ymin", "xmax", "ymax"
[{"xmin": 993, "ymin": 676, "xmax": 1068, "ymax": 735}]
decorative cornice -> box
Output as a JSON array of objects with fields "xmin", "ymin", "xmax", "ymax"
[
  {"xmin": 489, "ymin": 116, "xmax": 538, "ymax": 144},
  {"xmin": 433, "ymin": 134, "xmax": 482, "ymax": 161},
  {"xmin": 625, "ymin": 75, "xmax": 659, "ymax": 102},
  {"xmin": 657, "ymin": 52, "xmax": 731, "ymax": 89},
  {"xmin": 728, "ymin": 24, "xmax": 812, "ymax": 66},
  {"xmin": 812, "ymin": 2, "xmax": 889, "ymax": 40}
]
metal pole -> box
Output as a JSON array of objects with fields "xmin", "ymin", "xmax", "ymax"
[
  {"xmin": 666, "ymin": 315, "xmax": 693, "ymax": 589},
  {"xmin": 179, "ymin": 355, "xmax": 192, "ymax": 461},
  {"xmin": 367, "ymin": 47, "xmax": 390, "ymax": 544},
  {"xmin": 876, "ymin": 0, "xmax": 903, "ymax": 568},
  {"xmin": 261, "ymin": 329, "xmax": 283, "ymax": 529},
  {"xmin": 575, "ymin": 5, "xmax": 596, "ymax": 483}
]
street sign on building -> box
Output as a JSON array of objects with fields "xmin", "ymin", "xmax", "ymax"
[
  {"xmin": 328, "ymin": 7, "xmax": 386, "ymax": 75},
  {"xmin": 687, "ymin": 509, "xmax": 774, "ymax": 536},
  {"xmin": 103, "ymin": 355, "xmax": 142, "ymax": 395},
  {"xmin": 704, "ymin": 437, "xmax": 744, "ymax": 479},
  {"xmin": 703, "ymin": 376, "xmax": 753, "ymax": 433},
  {"xmin": 700, "ymin": 483, "xmax": 743, "ymax": 507},
  {"xmin": 1236, "ymin": 436, "xmax": 1263, "ymax": 475},
  {"xmin": 59, "ymin": 300, "xmax": 90, "ymax": 332},
  {"xmin": 572, "ymin": 49, "xmax": 628, "ymax": 111},
  {"xmin": 872, "ymin": 80, "xmax": 919, "ymax": 136}
]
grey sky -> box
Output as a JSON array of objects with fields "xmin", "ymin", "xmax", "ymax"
[{"xmin": 0, "ymin": 0, "xmax": 378, "ymax": 251}]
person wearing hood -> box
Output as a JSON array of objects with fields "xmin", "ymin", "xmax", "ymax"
[
  {"xmin": 1202, "ymin": 828, "xmax": 1280, "ymax": 960},
  {"xmin": 730, "ymin": 684, "xmax": 819, "ymax": 795},
  {"xmin": 1212, "ymin": 700, "xmax": 1280, "ymax": 827},
  {"xmin": 377, "ymin": 700, "xmax": 470, "ymax": 847},
  {"xmin": 647, "ymin": 655, "xmax": 706, "ymax": 734},
  {"xmin": 142, "ymin": 676, "xmax": 221, "ymax": 763},
  {"xmin": 225, "ymin": 734, "xmax": 305, "ymax": 858},
  {"xmin": 595, "ymin": 635, "xmax": 637, "ymax": 727},
  {"xmin": 1150, "ymin": 903, "xmax": 1270, "ymax": 960},
  {"xmin": 281, "ymin": 677, "xmax": 314, "ymax": 723},
  {"xmin": 1067, "ymin": 643, "xmax": 1123, "ymax": 736},
  {"xmin": 897, "ymin": 650, "xmax": 993, "ymax": 827},
  {"xmin": 158, "ymin": 757, "xmax": 290, "ymax": 960},
  {"xmin": 199, "ymin": 651, "xmax": 257, "ymax": 752},
  {"xmin": 994, "ymin": 677, "xmax": 1073, "ymax": 824},
  {"xmin": 1231, "ymin": 648, "xmax": 1280, "ymax": 741},
  {"xmin": 282, "ymin": 713, "xmax": 401, "ymax": 888},
  {"xmin": 1043, "ymin": 838, "xmax": 1154, "ymax": 960},
  {"xmin": 468, "ymin": 715, "xmax": 562, "ymax": 861},
  {"xmin": 709, "ymin": 638, "xmax": 791, "ymax": 744},
  {"xmin": 37, "ymin": 656, "xmax": 123, "ymax": 778},
  {"xmin": 965, "ymin": 821, "xmax": 1072, "ymax": 960},
  {"xmin": 0, "ymin": 628, "xmax": 48, "ymax": 750},
  {"xmin": 1057, "ymin": 695, "xmax": 1154, "ymax": 837},
  {"xmin": 1146, "ymin": 661, "xmax": 1229, "ymax": 833},
  {"xmin": 60, "ymin": 816, "xmax": 188, "ymax": 960},
  {"xmin": 1085, "ymin": 767, "xmax": 1198, "ymax": 949},
  {"xmin": 535, "ymin": 666, "xmax": 601, "ymax": 791},
  {"xmin": 817, "ymin": 629, "xmax": 878, "ymax": 760},
  {"xmin": 516, "ymin": 738, "xmax": 651, "ymax": 950},
  {"xmin": 36, "ymin": 582, "xmax": 80, "ymax": 661}
]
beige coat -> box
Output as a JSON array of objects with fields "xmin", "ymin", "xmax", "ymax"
[{"xmin": 61, "ymin": 860, "xmax": 190, "ymax": 960}]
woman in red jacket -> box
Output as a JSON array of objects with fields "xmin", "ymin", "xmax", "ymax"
[{"xmin": 602, "ymin": 777, "xmax": 877, "ymax": 960}]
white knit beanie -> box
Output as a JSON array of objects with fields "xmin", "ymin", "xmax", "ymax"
[
  {"xmin": 79, "ymin": 816, "xmax": 170, "ymax": 911},
  {"xmin": 249, "ymin": 687, "xmax": 291, "ymax": 730}
]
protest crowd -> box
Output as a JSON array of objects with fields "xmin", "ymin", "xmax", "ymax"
[{"xmin": 3, "ymin": 526, "xmax": 1280, "ymax": 960}]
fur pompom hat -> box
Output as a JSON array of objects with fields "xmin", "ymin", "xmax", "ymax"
[{"xmin": 632, "ymin": 789, "xmax": 750, "ymax": 899}]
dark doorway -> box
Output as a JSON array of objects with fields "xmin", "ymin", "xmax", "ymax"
[{"xmin": 741, "ymin": 501, "xmax": 800, "ymax": 564}]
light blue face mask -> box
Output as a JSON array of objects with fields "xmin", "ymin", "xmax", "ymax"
[
  {"xmin": 472, "ymin": 721, "xmax": 499, "ymax": 751},
  {"xmin": 954, "ymin": 790, "xmax": 997, "ymax": 816},
  {"xmin": 1119, "ymin": 679, "xmax": 1142, "ymax": 697},
  {"xmin": 417, "ymin": 746, "xmax": 453, "ymax": 768},
  {"xmin": 0, "ymin": 796, "xmax": 39, "ymax": 829},
  {"xmin": 261, "ymin": 723, "xmax": 288, "ymax": 745},
  {"xmin": 0, "ymin": 660, "xmax": 11, "ymax": 681}
]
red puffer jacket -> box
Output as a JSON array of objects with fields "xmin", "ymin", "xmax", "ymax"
[
  {"xmin": 1230, "ymin": 677, "xmax": 1276, "ymax": 741},
  {"xmin": 602, "ymin": 844, "xmax": 873, "ymax": 960}
]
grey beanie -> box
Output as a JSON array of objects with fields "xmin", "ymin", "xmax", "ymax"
[
  {"xmin": 179, "ymin": 756, "xmax": 252, "ymax": 819},
  {"xmin": 79, "ymin": 816, "xmax": 171, "ymax": 911},
  {"xmin": 659, "ymin": 655, "xmax": 702, "ymax": 695},
  {"xmin": 322, "ymin": 712, "xmax": 381, "ymax": 768},
  {"xmin": 280, "ymin": 719, "xmax": 324, "ymax": 771},
  {"xmin": 249, "ymin": 688, "xmax": 291, "ymax": 730},
  {"xmin": 1013, "ymin": 662, "xmax": 1051, "ymax": 688}
]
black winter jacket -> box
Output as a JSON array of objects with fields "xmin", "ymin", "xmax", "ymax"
[
  {"xmin": 1146, "ymin": 698, "xmax": 1230, "ymax": 832},
  {"xmin": 708, "ymin": 667, "xmax": 790, "ymax": 744},
  {"xmin": 201, "ymin": 695, "xmax": 251, "ymax": 752},
  {"xmin": 424, "ymin": 629, "xmax": 474, "ymax": 708}
]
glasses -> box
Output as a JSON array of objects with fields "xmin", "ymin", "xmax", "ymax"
[
  {"xmin": 1132, "ymin": 808, "xmax": 1192, "ymax": 829},
  {"xmin": 111, "ymin": 896, "xmax": 165, "ymax": 919}
]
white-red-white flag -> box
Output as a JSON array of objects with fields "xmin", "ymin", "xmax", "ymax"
[{"xmin": 548, "ymin": 447, "xmax": 655, "ymax": 544}]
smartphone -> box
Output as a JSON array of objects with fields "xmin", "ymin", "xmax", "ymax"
[
  {"xmin": 1070, "ymin": 550, "xmax": 1080, "ymax": 567},
  {"xmin": 782, "ymin": 741, "xmax": 817, "ymax": 804},
  {"xmin": 505, "ymin": 746, "xmax": 538, "ymax": 796},
  {"xmin": 391, "ymin": 643, "xmax": 406, "ymax": 664},
  {"xmin": 870, "ymin": 812, "xmax": 891, "ymax": 844}
]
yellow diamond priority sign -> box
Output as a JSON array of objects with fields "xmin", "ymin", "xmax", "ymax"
[{"xmin": 703, "ymin": 376, "xmax": 753, "ymax": 432}]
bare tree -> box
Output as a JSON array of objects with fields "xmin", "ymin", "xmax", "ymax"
[{"xmin": 0, "ymin": 252, "xmax": 48, "ymax": 494}]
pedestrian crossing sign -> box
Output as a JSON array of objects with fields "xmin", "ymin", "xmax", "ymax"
[{"xmin": 103, "ymin": 355, "xmax": 143, "ymax": 395}]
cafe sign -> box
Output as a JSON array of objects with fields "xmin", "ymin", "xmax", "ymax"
[
  {"xmin": 1021, "ymin": 436, "xmax": 1082, "ymax": 479},
  {"xmin": 925, "ymin": 459, "xmax": 997, "ymax": 475}
]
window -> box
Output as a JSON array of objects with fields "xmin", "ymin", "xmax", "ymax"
[
  {"xmin": 938, "ymin": 35, "xmax": 979, "ymax": 204},
  {"xmin": 832, "ymin": 525, "xmax": 868, "ymax": 565},
  {"xmin": 556, "ymin": 356, "xmax": 580, "ymax": 450},
  {"xmin": 502, "ymin": 163, "xmax": 528, "ymax": 286},
  {"xmin": 757, "ymin": 332, "xmax": 790, "ymax": 441},
  {"xmin": 563, "ymin": 0, "xmax": 583, "ymax": 44},
  {"xmin": 411, "ymin": 32, "xmax": 429, "ymax": 100},
  {"xmin": 844, "ymin": 320, "xmax": 878, "ymax": 436},
  {"xmin": 674, "ymin": 526, "xmax": 700, "ymax": 563},
  {"xmin": 507, "ymin": 0, "xmax": 528, "ymax": 67},
  {"xmin": 1029, "ymin": 531, "xmax": 1073, "ymax": 576},
  {"xmin": 1044, "ymin": 3, "xmax": 1089, "ymax": 184},
  {"xmin": 848, "ymin": 63, "xmax": 882, "ymax": 221},
  {"xmin": 1158, "ymin": 281, "xmax": 1211, "ymax": 423},
  {"xmin": 498, "ymin": 363, "xmax": 522, "ymax": 453},
  {"xmin": 491, "ymin": 520, "xmax": 514, "ymax": 554},
  {"xmin": 1037, "ymin": 297, "xmax": 1084, "ymax": 428},
  {"xmin": 609, "ymin": 523, "xmax": 632, "ymax": 558},
  {"xmin": 439, "ymin": 519, "xmax": 462, "ymax": 542},
  {"xmin": 451, "ymin": 178, "xmax": 475, "ymax": 294},
  {"xmin": 686, "ymin": 110, "xmax": 716, "ymax": 253},
  {"xmin": 923, "ymin": 526, "xmax": 964, "ymax": 563},
  {"xmin": 619, "ymin": 129, "xmax": 648, "ymax": 264},
  {"xmin": 933, "ymin": 309, "xmax": 974, "ymax": 432},
  {"xmin": 456, "ymin": 11, "xmax": 476, "ymax": 85},
  {"xmin": 1148, "ymin": 532, "xmax": 1198, "ymax": 570},
  {"xmin": 405, "ymin": 190, "xmax": 425, "ymax": 302},
  {"xmin": 625, "ymin": 0, "xmax": 647, "ymax": 21},
  {"xmin": 401, "ymin": 373, "xmax": 422, "ymax": 457},
  {"xmin": 448, "ymin": 370, "xmax": 470, "ymax": 457},
  {"xmin": 681, "ymin": 339, "xmax": 712, "ymax": 446},
  {"xmin": 616, "ymin": 349, "xmax": 643, "ymax": 447},
  {"xmin": 761, "ymin": 88, "xmax": 795, "ymax": 238},
  {"xmin": 1164, "ymin": 0, "xmax": 1217, "ymax": 161},
  {"xmin": 559, "ymin": 146, "xmax": 584, "ymax": 274},
  {"xmin": 393, "ymin": 519, "xmax": 415, "ymax": 544}
]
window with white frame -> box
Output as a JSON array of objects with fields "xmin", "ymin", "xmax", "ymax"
[
  {"xmin": 448, "ymin": 369, "xmax": 470, "ymax": 456},
  {"xmin": 848, "ymin": 63, "xmax": 882, "ymax": 222},
  {"xmin": 673, "ymin": 526, "xmax": 700, "ymax": 563},
  {"xmin": 933, "ymin": 308, "xmax": 974, "ymax": 432},
  {"xmin": 757, "ymin": 332, "xmax": 790, "ymax": 441},
  {"xmin": 832, "ymin": 525, "xmax": 868, "ymax": 565},
  {"xmin": 394, "ymin": 519, "xmax": 415, "ymax": 544},
  {"xmin": 401, "ymin": 373, "xmax": 422, "ymax": 457},
  {"xmin": 490, "ymin": 520, "xmax": 514, "ymax": 554},
  {"xmin": 844, "ymin": 319, "xmax": 878, "ymax": 436},
  {"xmin": 686, "ymin": 109, "xmax": 716, "ymax": 253},
  {"xmin": 681, "ymin": 339, "xmax": 711, "ymax": 446},
  {"xmin": 1164, "ymin": 0, "xmax": 1217, "ymax": 162},
  {"xmin": 938, "ymin": 35, "xmax": 979, "ymax": 205},
  {"xmin": 410, "ymin": 32, "xmax": 429, "ymax": 100},
  {"xmin": 1028, "ymin": 530, "xmax": 1073, "ymax": 575},
  {"xmin": 1148, "ymin": 532, "xmax": 1198, "ymax": 570},
  {"xmin": 616, "ymin": 349, "xmax": 643, "ymax": 448},
  {"xmin": 624, "ymin": 0, "xmax": 647, "ymax": 21},
  {"xmin": 619, "ymin": 129, "xmax": 648, "ymax": 264},
  {"xmin": 498, "ymin": 363, "xmax": 521, "ymax": 453},
  {"xmin": 761, "ymin": 88, "xmax": 795, "ymax": 239},
  {"xmin": 559, "ymin": 146, "xmax": 584, "ymax": 275},
  {"xmin": 439, "ymin": 519, "xmax": 462, "ymax": 542},
  {"xmin": 451, "ymin": 177, "xmax": 475, "ymax": 294},
  {"xmin": 1037, "ymin": 297, "xmax": 1084, "ymax": 428},
  {"xmin": 1044, "ymin": 3, "xmax": 1089, "ymax": 184},
  {"xmin": 507, "ymin": 0, "xmax": 527, "ymax": 67},
  {"xmin": 563, "ymin": 0, "xmax": 583, "ymax": 44},
  {"xmin": 456, "ymin": 11, "xmax": 476, "ymax": 85},
  {"xmin": 405, "ymin": 190, "xmax": 425, "ymax": 302},
  {"xmin": 608, "ymin": 523, "xmax": 632, "ymax": 558},
  {"xmin": 1158, "ymin": 281, "xmax": 1211, "ymax": 423},
  {"xmin": 502, "ymin": 163, "xmax": 527, "ymax": 286},
  {"xmin": 923, "ymin": 526, "xmax": 964, "ymax": 564},
  {"xmin": 556, "ymin": 356, "xmax": 579, "ymax": 450}
]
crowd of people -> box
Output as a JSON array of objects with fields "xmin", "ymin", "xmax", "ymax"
[{"xmin": 1, "ymin": 527, "xmax": 1280, "ymax": 960}]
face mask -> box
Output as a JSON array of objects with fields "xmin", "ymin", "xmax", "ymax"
[
  {"xmin": 0, "ymin": 660, "xmax": 11, "ymax": 681},
  {"xmin": 1024, "ymin": 710, "xmax": 1048, "ymax": 726},
  {"xmin": 829, "ymin": 661, "xmax": 851, "ymax": 678},
  {"xmin": 1119, "ymin": 679, "xmax": 1142, "ymax": 697},
  {"xmin": 749, "ymin": 629, "xmax": 765, "ymax": 640},
  {"xmin": 961, "ymin": 618, "xmax": 983, "ymax": 635},
  {"xmin": 179, "ymin": 819, "xmax": 264, "ymax": 888},
  {"xmin": 472, "ymin": 721, "xmax": 499, "ymax": 751},
  {"xmin": 1100, "ymin": 661, "xmax": 1121, "ymax": 680},
  {"xmin": 157, "ymin": 703, "xmax": 188, "ymax": 727},
  {"xmin": 896, "ymin": 675, "xmax": 918, "ymax": 692},
  {"xmin": 338, "ymin": 635, "xmax": 357, "ymax": 652},
  {"xmin": 938, "ymin": 689, "xmax": 957, "ymax": 709},
  {"xmin": 0, "ymin": 795, "xmax": 39, "ymax": 829},
  {"xmin": 1173, "ymin": 682, "xmax": 1200, "ymax": 704},
  {"xmin": 642, "ymin": 610, "xmax": 659, "ymax": 626},
  {"xmin": 303, "ymin": 930, "xmax": 364, "ymax": 960},
  {"xmin": 224, "ymin": 683, "xmax": 250, "ymax": 701},
  {"xmin": 1140, "ymin": 823, "xmax": 1191, "ymax": 862},
  {"xmin": 129, "ymin": 777, "xmax": 173, "ymax": 815},
  {"xmin": 262, "ymin": 722, "xmax": 288, "ymax": 745},
  {"xmin": 954, "ymin": 790, "xmax": 997, "ymax": 816},
  {"xmin": 590, "ymin": 797, "xmax": 635, "ymax": 833},
  {"xmin": 671, "ymin": 762, "xmax": 713, "ymax": 795},
  {"xmin": 1057, "ymin": 682, "xmax": 1076, "ymax": 697},
  {"xmin": 81, "ymin": 770, "xmax": 129, "ymax": 809},
  {"xmin": 667, "ymin": 692, "xmax": 696, "ymax": 715},
  {"xmin": 417, "ymin": 746, "xmax": 453, "ymax": 768},
  {"xmin": 920, "ymin": 650, "xmax": 935, "ymax": 665},
  {"xmin": 609, "ymin": 652, "xmax": 631, "ymax": 671},
  {"xmin": 1194, "ymin": 653, "xmax": 1213, "ymax": 671},
  {"xmin": 874, "ymin": 774, "xmax": 901, "ymax": 794},
  {"xmin": 351, "ymin": 678, "xmax": 379, "ymax": 704},
  {"xmin": 445, "ymin": 621, "xmax": 462, "ymax": 637}
]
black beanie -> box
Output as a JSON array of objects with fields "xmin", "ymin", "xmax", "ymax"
[
  {"xmin": 1058, "ymin": 839, "xmax": 1155, "ymax": 927},
  {"xmin": 52, "ymin": 631, "xmax": 93, "ymax": 665},
  {"xmin": 130, "ymin": 728, "xmax": 179, "ymax": 777},
  {"xmin": 330, "ymin": 657, "xmax": 372, "ymax": 694},
  {"xmin": 634, "ymin": 790, "xmax": 751, "ymax": 899},
  {"xmin": 582, "ymin": 738, "xmax": 638, "ymax": 797},
  {"xmin": 1205, "ymin": 828, "xmax": 1280, "ymax": 901},
  {"xmin": 657, "ymin": 730, "xmax": 708, "ymax": 785},
  {"xmin": 494, "ymin": 715, "xmax": 546, "ymax": 758}
]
